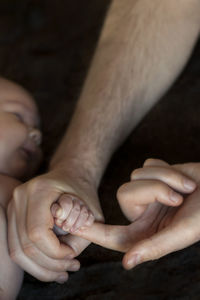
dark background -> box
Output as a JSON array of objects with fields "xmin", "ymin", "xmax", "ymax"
[{"xmin": 1, "ymin": 1, "xmax": 200, "ymax": 299}]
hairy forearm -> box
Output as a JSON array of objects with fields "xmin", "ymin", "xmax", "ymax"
[{"xmin": 51, "ymin": 0, "xmax": 200, "ymax": 186}]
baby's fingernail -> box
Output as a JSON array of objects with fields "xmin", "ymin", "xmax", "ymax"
[
  {"xmin": 56, "ymin": 274, "xmax": 68, "ymax": 284},
  {"xmin": 183, "ymin": 179, "xmax": 196, "ymax": 191},
  {"xmin": 126, "ymin": 254, "xmax": 141, "ymax": 269},
  {"xmin": 56, "ymin": 208, "xmax": 63, "ymax": 218},
  {"xmin": 56, "ymin": 219, "xmax": 63, "ymax": 226},
  {"xmin": 170, "ymin": 191, "xmax": 182, "ymax": 203},
  {"xmin": 63, "ymin": 225, "xmax": 69, "ymax": 232}
]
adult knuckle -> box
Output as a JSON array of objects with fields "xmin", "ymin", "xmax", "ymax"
[
  {"xmin": 176, "ymin": 221, "xmax": 198, "ymax": 242},
  {"xmin": 50, "ymin": 244, "xmax": 64, "ymax": 259},
  {"xmin": 153, "ymin": 180, "xmax": 165, "ymax": 192},
  {"xmin": 56, "ymin": 261, "xmax": 68, "ymax": 272},
  {"xmin": 116, "ymin": 183, "xmax": 128, "ymax": 201},
  {"xmin": 145, "ymin": 239, "xmax": 163, "ymax": 260},
  {"xmin": 13, "ymin": 185, "xmax": 24, "ymax": 200},
  {"xmin": 28, "ymin": 226, "xmax": 43, "ymax": 242},
  {"xmin": 28, "ymin": 178, "xmax": 48, "ymax": 193},
  {"xmin": 130, "ymin": 168, "xmax": 142, "ymax": 180},
  {"xmin": 116, "ymin": 186, "xmax": 122, "ymax": 199},
  {"xmin": 37, "ymin": 273, "xmax": 56, "ymax": 282},
  {"xmin": 23, "ymin": 243, "xmax": 36, "ymax": 258},
  {"xmin": 143, "ymin": 158, "xmax": 156, "ymax": 167}
]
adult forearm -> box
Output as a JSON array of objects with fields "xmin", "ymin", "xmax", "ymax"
[{"xmin": 51, "ymin": 0, "xmax": 200, "ymax": 187}]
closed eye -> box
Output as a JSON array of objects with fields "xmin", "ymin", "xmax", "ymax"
[{"xmin": 12, "ymin": 112, "xmax": 24, "ymax": 123}]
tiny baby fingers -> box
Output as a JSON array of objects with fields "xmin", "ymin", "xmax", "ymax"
[
  {"xmin": 70, "ymin": 206, "xmax": 89, "ymax": 232},
  {"xmin": 62, "ymin": 201, "xmax": 81, "ymax": 232},
  {"xmin": 51, "ymin": 203, "xmax": 60, "ymax": 218},
  {"xmin": 131, "ymin": 166, "xmax": 196, "ymax": 194},
  {"xmin": 56, "ymin": 194, "xmax": 74, "ymax": 221},
  {"xmin": 86, "ymin": 212, "xmax": 95, "ymax": 227},
  {"xmin": 71, "ymin": 206, "xmax": 95, "ymax": 233}
]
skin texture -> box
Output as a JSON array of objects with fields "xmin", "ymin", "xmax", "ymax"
[
  {"xmin": 0, "ymin": 78, "xmax": 42, "ymax": 179},
  {"xmin": 73, "ymin": 159, "xmax": 200, "ymax": 270},
  {"xmin": 0, "ymin": 78, "xmax": 42, "ymax": 299},
  {"xmin": 0, "ymin": 177, "xmax": 24, "ymax": 300},
  {"xmin": 7, "ymin": 0, "xmax": 200, "ymax": 283},
  {"xmin": 52, "ymin": 194, "xmax": 95, "ymax": 234}
]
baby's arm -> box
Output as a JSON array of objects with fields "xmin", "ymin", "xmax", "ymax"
[
  {"xmin": 51, "ymin": 194, "xmax": 95, "ymax": 234},
  {"xmin": 0, "ymin": 174, "xmax": 23, "ymax": 300},
  {"xmin": 0, "ymin": 174, "xmax": 21, "ymax": 209}
]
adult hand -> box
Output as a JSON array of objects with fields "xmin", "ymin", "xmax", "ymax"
[
  {"xmin": 7, "ymin": 168, "xmax": 103, "ymax": 283},
  {"xmin": 73, "ymin": 159, "xmax": 200, "ymax": 270}
]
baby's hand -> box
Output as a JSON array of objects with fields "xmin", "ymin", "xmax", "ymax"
[{"xmin": 51, "ymin": 194, "xmax": 95, "ymax": 234}]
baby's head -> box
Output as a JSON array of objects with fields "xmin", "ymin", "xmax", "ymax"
[{"xmin": 0, "ymin": 78, "xmax": 42, "ymax": 180}]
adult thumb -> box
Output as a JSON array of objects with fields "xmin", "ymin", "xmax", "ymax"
[{"xmin": 122, "ymin": 224, "xmax": 196, "ymax": 270}]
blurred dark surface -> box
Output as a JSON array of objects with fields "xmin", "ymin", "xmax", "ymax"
[{"xmin": 0, "ymin": 1, "xmax": 200, "ymax": 299}]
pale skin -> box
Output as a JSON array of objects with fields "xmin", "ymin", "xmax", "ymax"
[
  {"xmin": 69, "ymin": 159, "xmax": 200, "ymax": 270},
  {"xmin": 7, "ymin": 0, "xmax": 200, "ymax": 283},
  {"xmin": 0, "ymin": 176, "xmax": 25, "ymax": 300},
  {"xmin": 52, "ymin": 195, "xmax": 95, "ymax": 235},
  {"xmin": 0, "ymin": 78, "xmax": 42, "ymax": 299}
]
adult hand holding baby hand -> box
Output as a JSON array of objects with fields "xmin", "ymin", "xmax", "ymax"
[
  {"xmin": 7, "ymin": 167, "xmax": 102, "ymax": 283},
  {"xmin": 74, "ymin": 159, "xmax": 200, "ymax": 270}
]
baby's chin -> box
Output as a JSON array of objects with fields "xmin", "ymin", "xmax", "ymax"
[
  {"xmin": 21, "ymin": 159, "xmax": 42, "ymax": 181},
  {"xmin": 6, "ymin": 156, "xmax": 42, "ymax": 181}
]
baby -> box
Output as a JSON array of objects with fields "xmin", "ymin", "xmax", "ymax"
[{"xmin": 0, "ymin": 77, "xmax": 42, "ymax": 300}]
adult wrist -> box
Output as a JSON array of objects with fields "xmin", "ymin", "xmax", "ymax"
[
  {"xmin": 49, "ymin": 156, "xmax": 105, "ymax": 222},
  {"xmin": 49, "ymin": 154, "xmax": 101, "ymax": 190}
]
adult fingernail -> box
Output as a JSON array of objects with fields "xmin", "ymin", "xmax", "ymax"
[
  {"xmin": 70, "ymin": 263, "xmax": 80, "ymax": 271},
  {"xmin": 56, "ymin": 274, "xmax": 68, "ymax": 284},
  {"xmin": 64, "ymin": 253, "xmax": 75, "ymax": 259},
  {"xmin": 183, "ymin": 179, "xmax": 196, "ymax": 191},
  {"xmin": 170, "ymin": 191, "xmax": 182, "ymax": 203},
  {"xmin": 126, "ymin": 254, "xmax": 141, "ymax": 269}
]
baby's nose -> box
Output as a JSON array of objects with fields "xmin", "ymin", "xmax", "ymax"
[{"xmin": 28, "ymin": 127, "xmax": 42, "ymax": 146}]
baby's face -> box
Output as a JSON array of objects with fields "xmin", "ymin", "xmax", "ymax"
[{"xmin": 0, "ymin": 78, "xmax": 42, "ymax": 179}]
